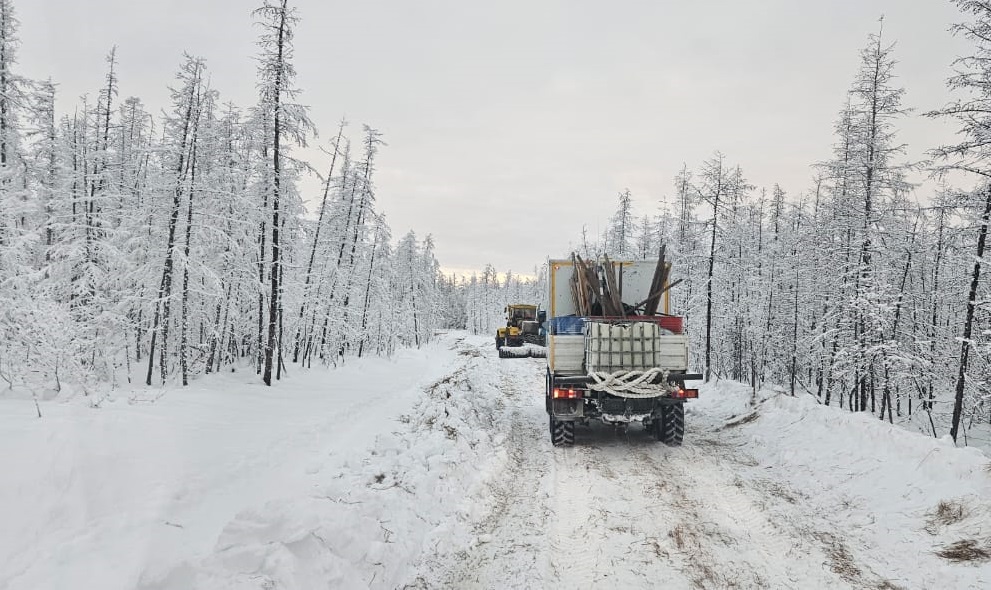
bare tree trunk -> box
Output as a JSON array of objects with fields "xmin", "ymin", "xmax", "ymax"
[
  {"xmin": 0, "ymin": 1, "xmax": 9, "ymax": 172},
  {"xmin": 179, "ymin": 133, "xmax": 200, "ymax": 387},
  {"xmin": 927, "ymin": 209, "xmax": 947, "ymax": 412},
  {"xmin": 293, "ymin": 121, "xmax": 345, "ymax": 362},
  {"xmin": 790, "ymin": 269, "xmax": 799, "ymax": 396},
  {"xmin": 263, "ymin": 1, "xmax": 288, "ymax": 386},
  {"xmin": 705, "ymin": 202, "xmax": 718, "ymax": 382},
  {"xmin": 357, "ymin": 224, "xmax": 380, "ymax": 358},
  {"xmin": 257, "ymin": 133, "xmax": 269, "ymax": 375},
  {"xmin": 951, "ymin": 186, "xmax": 991, "ymax": 443},
  {"xmin": 277, "ymin": 219, "xmax": 286, "ymax": 380},
  {"xmin": 145, "ymin": 62, "xmax": 200, "ymax": 385}
]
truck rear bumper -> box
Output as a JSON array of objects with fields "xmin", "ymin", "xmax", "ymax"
[
  {"xmin": 547, "ymin": 390, "xmax": 686, "ymax": 420},
  {"xmin": 552, "ymin": 372, "xmax": 703, "ymax": 387},
  {"xmin": 601, "ymin": 412, "xmax": 653, "ymax": 423},
  {"xmin": 546, "ymin": 370, "xmax": 701, "ymax": 420}
]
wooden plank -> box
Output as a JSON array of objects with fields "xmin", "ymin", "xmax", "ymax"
[
  {"xmin": 601, "ymin": 255, "xmax": 623, "ymax": 317},
  {"xmin": 645, "ymin": 245, "xmax": 666, "ymax": 315},
  {"xmin": 578, "ymin": 255, "xmax": 602, "ymax": 315},
  {"xmin": 573, "ymin": 254, "xmax": 590, "ymax": 316},
  {"xmin": 631, "ymin": 278, "xmax": 683, "ymax": 313}
]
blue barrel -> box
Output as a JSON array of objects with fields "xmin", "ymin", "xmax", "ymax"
[{"xmin": 548, "ymin": 316, "xmax": 585, "ymax": 335}]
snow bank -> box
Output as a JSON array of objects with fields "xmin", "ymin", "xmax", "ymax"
[
  {"xmin": 0, "ymin": 335, "xmax": 491, "ymax": 590},
  {"xmin": 695, "ymin": 379, "xmax": 991, "ymax": 588},
  {"xmin": 156, "ymin": 339, "xmax": 513, "ymax": 589}
]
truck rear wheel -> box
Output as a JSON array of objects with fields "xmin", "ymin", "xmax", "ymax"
[
  {"xmin": 550, "ymin": 416, "xmax": 575, "ymax": 446},
  {"xmin": 650, "ymin": 417, "xmax": 664, "ymax": 441},
  {"xmin": 662, "ymin": 403, "xmax": 685, "ymax": 446}
]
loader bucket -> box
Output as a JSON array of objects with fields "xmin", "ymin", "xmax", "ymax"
[{"xmin": 498, "ymin": 344, "xmax": 547, "ymax": 359}]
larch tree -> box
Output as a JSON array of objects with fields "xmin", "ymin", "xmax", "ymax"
[
  {"xmin": 145, "ymin": 55, "xmax": 207, "ymax": 386},
  {"xmin": 253, "ymin": 0, "xmax": 313, "ymax": 385},
  {"xmin": 698, "ymin": 152, "xmax": 727, "ymax": 382},
  {"xmin": 292, "ymin": 118, "xmax": 346, "ymax": 363},
  {"xmin": 607, "ymin": 189, "xmax": 635, "ymax": 257},
  {"xmin": 847, "ymin": 20, "xmax": 910, "ymax": 412}
]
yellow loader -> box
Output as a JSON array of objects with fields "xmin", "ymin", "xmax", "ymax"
[{"xmin": 495, "ymin": 304, "xmax": 547, "ymax": 358}]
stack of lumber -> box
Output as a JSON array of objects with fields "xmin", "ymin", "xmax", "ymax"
[{"xmin": 569, "ymin": 246, "xmax": 680, "ymax": 318}]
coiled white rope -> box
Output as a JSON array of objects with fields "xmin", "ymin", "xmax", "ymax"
[{"xmin": 587, "ymin": 368, "xmax": 672, "ymax": 398}]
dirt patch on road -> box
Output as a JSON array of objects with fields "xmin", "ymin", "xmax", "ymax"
[
  {"xmin": 936, "ymin": 539, "xmax": 991, "ymax": 563},
  {"xmin": 721, "ymin": 411, "xmax": 759, "ymax": 429},
  {"xmin": 813, "ymin": 531, "xmax": 863, "ymax": 584},
  {"xmin": 925, "ymin": 499, "xmax": 968, "ymax": 535}
]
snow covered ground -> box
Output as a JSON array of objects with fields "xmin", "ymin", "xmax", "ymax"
[{"xmin": 2, "ymin": 332, "xmax": 991, "ymax": 589}]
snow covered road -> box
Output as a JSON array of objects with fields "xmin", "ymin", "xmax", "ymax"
[
  {"xmin": 409, "ymin": 336, "xmax": 991, "ymax": 589},
  {"xmin": 3, "ymin": 332, "xmax": 991, "ymax": 589},
  {"xmin": 409, "ymin": 344, "xmax": 892, "ymax": 589}
]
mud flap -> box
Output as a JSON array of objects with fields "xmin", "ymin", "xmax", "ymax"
[{"xmin": 551, "ymin": 398, "xmax": 583, "ymax": 419}]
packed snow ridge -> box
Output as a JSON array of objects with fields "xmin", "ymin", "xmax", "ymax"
[{"xmin": 2, "ymin": 332, "xmax": 990, "ymax": 589}]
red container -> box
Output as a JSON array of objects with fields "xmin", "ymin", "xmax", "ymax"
[{"xmin": 655, "ymin": 315, "xmax": 684, "ymax": 334}]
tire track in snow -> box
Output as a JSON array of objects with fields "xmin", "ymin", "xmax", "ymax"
[
  {"xmin": 412, "ymin": 353, "xmax": 553, "ymax": 589},
  {"xmin": 547, "ymin": 449, "xmax": 600, "ymax": 589},
  {"xmin": 673, "ymin": 413, "xmax": 904, "ymax": 590},
  {"xmin": 545, "ymin": 427, "xmax": 687, "ymax": 589},
  {"xmin": 635, "ymin": 447, "xmax": 797, "ymax": 588},
  {"xmin": 628, "ymin": 430, "xmax": 878, "ymax": 589},
  {"xmin": 540, "ymin": 419, "xmax": 858, "ymax": 589}
]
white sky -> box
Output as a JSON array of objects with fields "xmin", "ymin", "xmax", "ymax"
[{"xmin": 16, "ymin": 0, "xmax": 971, "ymax": 276}]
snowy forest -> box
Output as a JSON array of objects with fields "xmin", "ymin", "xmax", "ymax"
[
  {"xmin": 0, "ymin": 0, "xmax": 467, "ymax": 395},
  {"xmin": 4, "ymin": 0, "xmax": 991, "ymax": 453}
]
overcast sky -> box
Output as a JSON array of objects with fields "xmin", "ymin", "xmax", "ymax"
[{"xmin": 16, "ymin": 0, "xmax": 971, "ymax": 276}]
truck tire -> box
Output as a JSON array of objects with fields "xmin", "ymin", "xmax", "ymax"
[
  {"xmin": 662, "ymin": 403, "xmax": 685, "ymax": 446},
  {"xmin": 495, "ymin": 336, "xmax": 504, "ymax": 350},
  {"xmin": 550, "ymin": 416, "xmax": 575, "ymax": 446}
]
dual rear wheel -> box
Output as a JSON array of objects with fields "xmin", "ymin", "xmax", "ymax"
[
  {"xmin": 549, "ymin": 416, "xmax": 575, "ymax": 446},
  {"xmin": 550, "ymin": 404, "xmax": 683, "ymax": 447},
  {"xmin": 651, "ymin": 403, "xmax": 684, "ymax": 446}
]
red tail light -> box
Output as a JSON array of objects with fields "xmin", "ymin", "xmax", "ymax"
[
  {"xmin": 553, "ymin": 388, "xmax": 581, "ymax": 399},
  {"xmin": 672, "ymin": 388, "xmax": 699, "ymax": 399}
]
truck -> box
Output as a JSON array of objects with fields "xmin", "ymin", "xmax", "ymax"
[{"xmin": 544, "ymin": 254, "xmax": 702, "ymax": 446}]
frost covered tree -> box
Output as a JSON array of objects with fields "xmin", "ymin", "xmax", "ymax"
[
  {"xmin": 0, "ymin": 0, "xmax": 452, "ymax": 398},
  {"xmin": 292, "ymin": 118, "xmax": 345, "ymax": 363},
  {"xmin": 146, "ymin": 55, "xmax": 207, "ymax": 386},
  {"xmin": 809, "ymin": 22, "xmax": 911, "ymax": 414},
  {"xmin": 606, "ymin": 189, "xmax": 635, "ymax": 257},
  {"xmin": 846, "ymin": 21, "xmax": 910, "ymax": 412},
  {"xmin": 253, "ymin": 0, "xmax": 313, "ymax": 385},
  {"xmin": 697, "ymin": 152, "xmax": 728, "ymax": 382}
]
